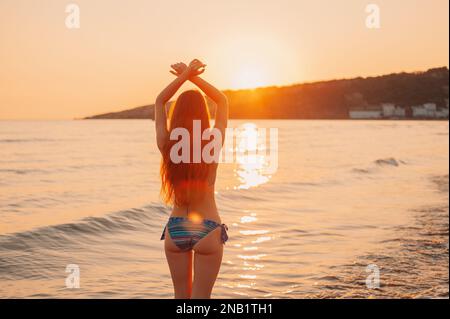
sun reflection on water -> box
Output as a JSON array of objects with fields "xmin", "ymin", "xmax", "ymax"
[
  {"xmin": 239, "ymin": 229, "xmax": 269, "ymax": 235},
  {"xmin": 240, "ymin": 215, "xmax": 258, "ymax": 223},
  {"xmin": 235, "ymin": 123, "xmax": 273, "ymax": 190},
  {"xmin": 252, "ymin": 236, "xmax": 272, "ymax": 244},
  {"xmin": 237, "ymin": 254, "xmax": 267, "ymax": 260},
  {"xmin": 228, "ymin": 207, "xmax": 272, "ymax": 296}
]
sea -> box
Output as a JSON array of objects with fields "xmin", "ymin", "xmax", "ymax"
[{"xmin": 0, "ymin": 120, "xmax": 448, "ymax": 298}]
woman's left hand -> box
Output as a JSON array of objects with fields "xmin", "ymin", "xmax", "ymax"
[{"xmin": 170, "ymin": 62, "xmax": 188, "ymax": 77}]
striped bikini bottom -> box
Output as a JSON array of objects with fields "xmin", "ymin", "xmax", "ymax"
[{"xmin": 160, "ymin": 217, "xmax": 229, "ymax": 251}]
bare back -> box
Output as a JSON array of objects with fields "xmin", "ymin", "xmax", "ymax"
[{"xmin": 170, "ymin": 163, "xmax": 221, "ymax": 223}]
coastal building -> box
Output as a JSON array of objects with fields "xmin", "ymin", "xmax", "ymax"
[
  {"xmin": 349, "ymin": 106, "xmax": 382, "ymax": 119},
  {"xmin": 412, "ymin": 105, "xmax": 429, "ymax": 117},
  {"xmin": 381, "ymin": 103, "xmax": 406, "ymax": 118},
  {"xmin": 439, "ymin": 99, "xmax": 450, "ymax": 118},
  {"xmin": 436, "ymin": 107, "xmax": 449, "ymax": 118},
  {"xmin": 349, "ymin": 102, "xmax": 446, "ymax": 119},
  {"xmin": 424, "ymin": 103, "xmax": 437, "ymax": 117},
  {"xmin": 412, "ymin": 103, "xmax": 438, "ymax": 118},
  {"xmin": 394, "ymin": 106, "xmax": 406, "ymax": 117},
  {"xmin": 382, "ymin": 103, "xmax": 396, "ymax": 117}
]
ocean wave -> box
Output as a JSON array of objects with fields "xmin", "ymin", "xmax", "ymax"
[
  {"xmin": 0, "ymin": 168, "xmax": 48, "ymax": 175},
  {"xmin": 352, "ymin": 157, "xmax": 407, "ymax": 175},
  {"xmin": 309, "ymin": 201, "xmax": 449, "ymax": 299},
  {"xmin": 0, "ymin": 138, "xmax": 57, "ymax": 143},
  {"xmin": 0, "ymin": 204, "xmax": 168, "ymax": 251},
  {"xmin": 351, "ymin": 168, "xmax": 372, "ymax": 174},
  {"xmin": 431, "ymin": 174, "xmax": 449, "ymax": 193},
  {"xmin": 0, "ymin": 164, "xmax": 121, "ymax": 176},
  {"xmin": 374, "ymin": 158, "xmax": 406, "ymax": 167}
]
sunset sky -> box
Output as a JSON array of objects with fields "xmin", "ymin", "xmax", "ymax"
[{"xmin": 0, "ymin": 0, "xmax": 448, "ymax": 119}]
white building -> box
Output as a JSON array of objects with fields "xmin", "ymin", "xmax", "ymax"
[
  {"xmin": 349, "ymin": 106, "xmax": 382, "ymax": 119},
  {"xmin": 350, "ymin": 102, "xmax": 445, "ymax": 119},
  {"xmin": 412, "ymin": 103, "xmax": 439, "ymax": 118},
  {"xmin": 441, "ymin": 99, "xmax": 450, "ymax": 118},
  {"xmin": 382, "ymin": 103, "xmax": 406, "ymax": 118},
  {"xmin": 424, "ymin": 103, "xmax": 437, "ymax": 117},
  {"xmin": 394, "ymin": 107, "xmax": 406, "ymax": 117},
  {"xmin": 382, "ymin": 103, "xmax": 396, "ymax": 117},
  {"xmin": 436, "ymin": 108, "xmax": 449, "ymax": 118},
  {"xmin": 412, "ymin": 105, "xmax": 429, "ymax": 117}
]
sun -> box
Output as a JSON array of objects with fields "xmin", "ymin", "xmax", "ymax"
[
  {"xmin": 232, "ymin": 63, "xmax": 268, "ymax": 90},
  {"xmin": 211, "ymin": 32, "xmax": 298, "ymax": 90}
]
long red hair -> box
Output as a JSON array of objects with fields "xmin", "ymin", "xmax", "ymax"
[{"xmin": 160, "ymin": 90, "xmax": 212, "ymax": 206}]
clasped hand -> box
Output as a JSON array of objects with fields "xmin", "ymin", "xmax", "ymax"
[{"xmin": 170, "ymin": 59, "xmax": 206, "ymax": 78}]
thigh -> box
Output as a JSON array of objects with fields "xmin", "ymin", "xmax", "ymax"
[
  {"xmin": 192, "ymin": 227, "xmax": 224, "ymax": 299},
  {"xmin": 164, "ymin": 228, "xmax": 193, "ymax": 299}
]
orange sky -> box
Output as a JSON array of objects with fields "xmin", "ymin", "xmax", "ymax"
[{"xmin": 0, "ymin": 0, "xmax": 448, "ymax": 119}]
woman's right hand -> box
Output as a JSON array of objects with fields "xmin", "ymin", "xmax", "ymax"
[{"xmin": 170, "ymin": 60, "xmax": 206, "ymax": 78}]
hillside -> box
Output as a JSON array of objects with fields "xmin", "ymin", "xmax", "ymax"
[{"xmin": 84, "ymin": 67, "xmax": 449, "ymax": 120}]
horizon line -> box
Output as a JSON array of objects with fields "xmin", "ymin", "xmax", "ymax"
[{"xmin": 2, "ymin": 65, "xmax": 448, "ymax": 121}]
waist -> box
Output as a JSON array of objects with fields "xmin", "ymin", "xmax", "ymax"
[
  {"xmin": 170, "ymin": 206, "xmax": 221, "ymax": 224},
  {"xmin": 170, "ymin": 211, "xmax": 221, "ymax": 224},
  {"xmin": 171, "ymin": 194, "xmax": 220, "ymax": 220},
  {"xmin": 167, "ymin": 216, "xmax": 224, "ymax": 227}
]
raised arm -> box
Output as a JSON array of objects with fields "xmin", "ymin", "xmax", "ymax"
[
  {"xmin": 170, "ymin": 59, "xmax": 229, "ymax": 140},
  {"xmin": 190, "ymin": 75, "xmax": 229, "ymax": 133},
  {"xmin": 154, "ymin": 69, "xmax": 190, "ymax": 152}
]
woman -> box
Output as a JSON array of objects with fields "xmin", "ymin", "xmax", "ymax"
[{"xmin": 155, "ymin": 59, "xmax": 229, "ymax": 299}]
